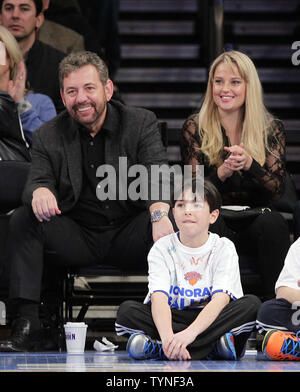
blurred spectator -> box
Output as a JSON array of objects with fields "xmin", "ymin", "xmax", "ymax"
[
  {"xmin": 38, "ymin": 0, "xmax": 85, "ymax": 54},
  {"xmin": 44, "ymin": 0, "xmax": 123, "ymax": 102},
  {"xmin": 0, "ymin": 24, "xmax": 56, "ymax": 145},
  {"xmin": 78, "ymin": 0, "xmax": 121, "ymax": 80},
  {"xmin": 45, "ymin": 0, "xmax": 120, "ymax": 80},
  {"xmin": 0, "ymin": 0, "xmax": 66, "ymax": 112},
  {"xmin": 44, "ymin": 0, "xmax": 103, "ymax": 57}
]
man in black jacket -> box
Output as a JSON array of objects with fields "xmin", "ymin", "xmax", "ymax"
[
  {"xmin": 0, "ymin": 51, "xmax": 174, "ymax": 351},
  {"xmin": 0, "ymin": 0, "xmax": 65, "ymax": 112}
]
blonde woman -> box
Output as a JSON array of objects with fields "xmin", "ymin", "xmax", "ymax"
[{"xmin": 180, "ymin": 50, "xmax": 290, "ymax": 300}]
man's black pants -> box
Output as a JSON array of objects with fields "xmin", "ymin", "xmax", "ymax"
[{"xmin": 7, "ymin": 205, "xmax": 153, "ymax": 303}]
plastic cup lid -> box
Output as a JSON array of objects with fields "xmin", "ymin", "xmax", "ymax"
[{"xmin": 64, "ymin": 322, "xmax": 87, "ymax": 327}]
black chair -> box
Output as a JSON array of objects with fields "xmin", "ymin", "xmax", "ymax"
[{"xmin": 63, "ymin": 266, "xmax": 148, "ymax": 326}]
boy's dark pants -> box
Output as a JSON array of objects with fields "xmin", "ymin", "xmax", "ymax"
[
  {"xmin": 257, "ymin": 298, "xmax": 300, "ymax": 334},
  {"xmin": 116, "ymin": 295, "xmax": 261, "ymax": 360}
]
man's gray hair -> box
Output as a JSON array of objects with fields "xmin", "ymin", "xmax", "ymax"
[{"xmin": 59, "ymin": 51, "xmax": 109, "ymax": 89}]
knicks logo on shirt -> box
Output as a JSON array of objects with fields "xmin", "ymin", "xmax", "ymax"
[{"xmin": 184, "ymin": 271, "xmax": 202, "ymax": 286}]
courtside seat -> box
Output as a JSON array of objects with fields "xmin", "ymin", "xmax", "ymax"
[{"xmin": 64, "ymin": 266, "xmax": 148, "ymax": 323}]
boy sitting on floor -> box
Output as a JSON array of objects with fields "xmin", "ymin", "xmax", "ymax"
[{"xmin": 115, "ymin": 178, "xmax": 261, "ymax": 360}]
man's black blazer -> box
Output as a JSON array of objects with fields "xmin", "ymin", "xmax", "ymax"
[{"xmin": 22, "ymin": 99, "xmax": 169, "ymax": 213}]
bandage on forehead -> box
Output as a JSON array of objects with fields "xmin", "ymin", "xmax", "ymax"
[{"xmin": 0, "ymin": 42, "xmax": 6, "ymax": 66}]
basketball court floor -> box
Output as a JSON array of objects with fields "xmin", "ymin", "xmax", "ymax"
[{"xmin": 0, "ymin": 349, "xmax": 298, "ymax": 373}]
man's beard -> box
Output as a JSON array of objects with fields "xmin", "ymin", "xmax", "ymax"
[{"xmin": 71, "ymin": 101, "xmax": 105, "ymax": 131}]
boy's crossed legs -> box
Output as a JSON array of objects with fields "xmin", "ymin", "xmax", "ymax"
[{"xmin": 115, "ymin": 294, "xmax": 261, "ymax": 360}]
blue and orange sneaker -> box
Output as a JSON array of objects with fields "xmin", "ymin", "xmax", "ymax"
[
  {"xmin": 207, "ymin": 332, "xmax": 237, "ymax": 360},
  {"xmin": 262, "ymin": 329, "xmax": 300, "ymax": 360},
  {"xmin": 126, "ymin": 333, "xmax": 167, "ymax": 360}
]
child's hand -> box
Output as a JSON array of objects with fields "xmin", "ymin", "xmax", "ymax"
[{"xmin": 162, "ymin": 330, "xmax": 193, "ymax": 360}]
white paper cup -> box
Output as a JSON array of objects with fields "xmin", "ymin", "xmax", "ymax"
[{"xmin": 64, "ymin": 322, "xmax": 88, "ymax": 354}]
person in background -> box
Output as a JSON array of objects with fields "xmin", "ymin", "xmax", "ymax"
[
  {"xmin": 78, "ymin": 0, "xmax": 120, "ymax": 81},
  {"xmin": 0, "ymin": 24, "xmax": 56, "ymax": 145},
  {"xmin": 43, "ymin": 0, "xmax": 101, "ymax": 60},
  {"xmin": 43, "ymin": 0, "xmax": 123, "ymax": 101},
  {"xmin": 0, "ymin": 0, "xmax": 65, "ymax": 112},
  {"xmin": 38, "ymin": 0, "xmax": 85, "ymax": 55},
  {"xmin": 180, "ymin": 50, "xmax": 290, "ymax": 301}
]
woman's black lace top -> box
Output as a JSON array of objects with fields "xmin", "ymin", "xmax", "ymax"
[{"xmin": 180, "ymin": 115, "xmax": 286, "ymax": 207}]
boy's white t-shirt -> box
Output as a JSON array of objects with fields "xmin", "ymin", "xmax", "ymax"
[
  {"xmin": 144, "ymin": 232, "xmax": 243, "ymax": 310},
  {"xmin": 275, "ymin": 237, "xmax": 300, "ymax": 293}
]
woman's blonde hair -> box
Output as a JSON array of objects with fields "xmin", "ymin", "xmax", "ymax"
[
  {"xmin": 198, "ymin": 50, "xmax": 274, "ymax": 166},
  {"xmin": 0, "ymin": 25, "xmax": 23, "ymax": 81}
]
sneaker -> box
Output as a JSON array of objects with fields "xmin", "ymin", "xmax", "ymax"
[
  {"xmin": 126, "ymin": 333, "xmax": 167, "ymax": 360},
  {"xmin": 262, "ymin": 329, "xmax": 300, "ymax": 360},
  {"xmin": 207, "ymin": 332, "xmax": 237, "ymax": 360}
]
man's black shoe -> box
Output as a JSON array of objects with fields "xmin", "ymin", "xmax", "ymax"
[{"xmin": 0, "ymin": 318, "xmax": 42, "ymax": 352}]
